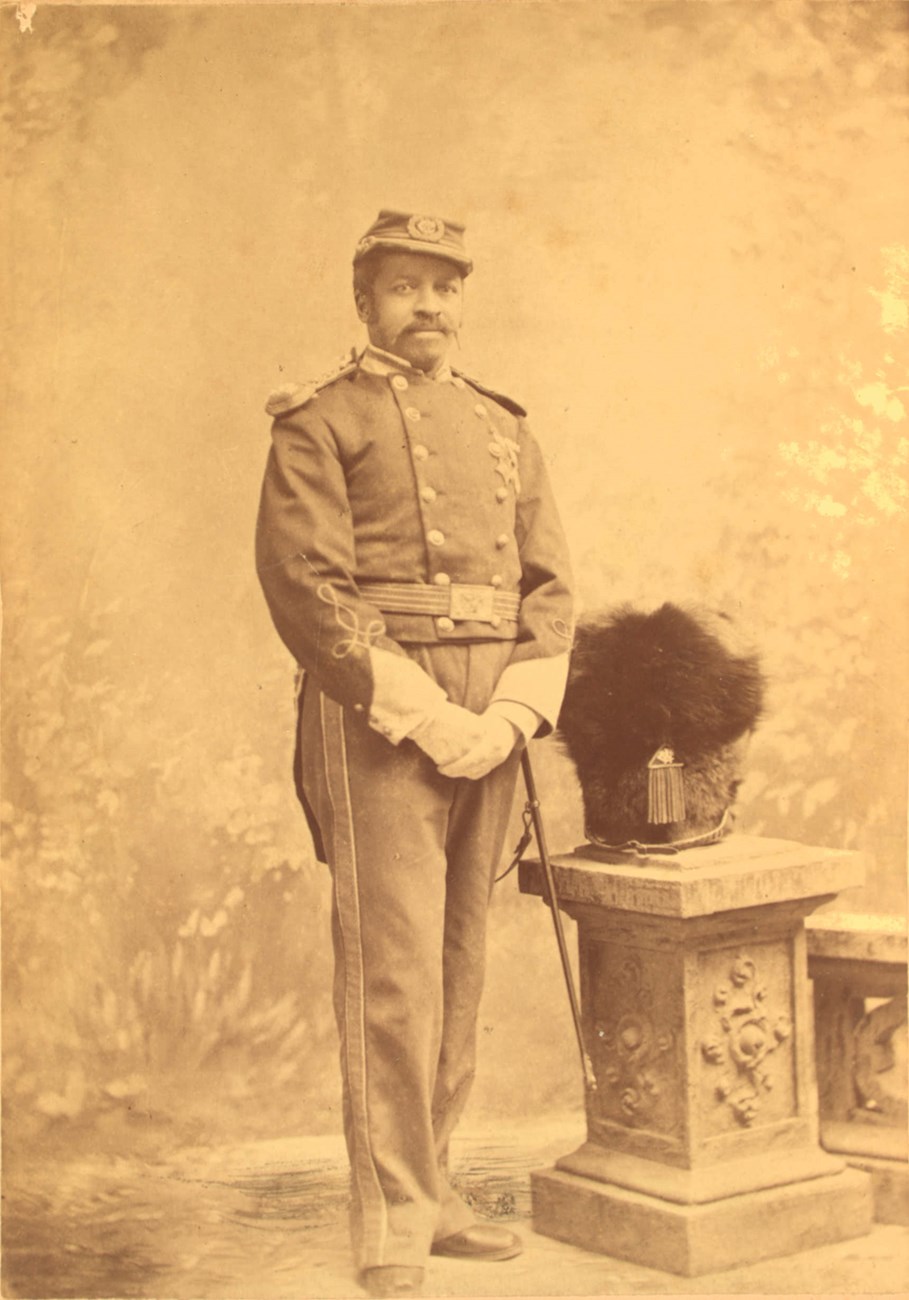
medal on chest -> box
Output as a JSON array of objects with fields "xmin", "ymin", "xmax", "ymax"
[{"xmin": 488, "ymin": 426, "xmax": 521, "ymax": 495}]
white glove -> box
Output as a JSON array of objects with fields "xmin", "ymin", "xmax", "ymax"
[
  {"xmin": 408, "ymin": 702, "xmax": 488, "ymax": 768},
  {"xmin": 436, "ymin": 710, "xmax": 520, "ymax": 781}
]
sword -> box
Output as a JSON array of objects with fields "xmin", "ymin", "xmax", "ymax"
[{"xmin": 519, "ymin": 749, "xmax": 597, "ymax": 1093}]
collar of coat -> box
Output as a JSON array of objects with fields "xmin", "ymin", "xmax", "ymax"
[{"xmin": 265, "ymin": 345, "xmax": 526, "ymax": 419}]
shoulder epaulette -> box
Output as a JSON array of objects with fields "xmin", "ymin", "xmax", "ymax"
[
  {"xmin": 265, "ymin": 351, "xmax": 359, "ymax": 418},
  {"xmin": 452, "ymin": 369, "xmax": 527, "ymax": 418}
]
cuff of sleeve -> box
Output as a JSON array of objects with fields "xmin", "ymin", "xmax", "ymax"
[
  {"xmin": 367, "ymin": 646, "xmax": 448, "ymax": 744},
  {"xmin": 486, "ymin": 700, "xmax": 542, "ymax": 745},
  {"xmin": 489, "ymin": 653, "xmax": 570, "ymax": 735}
]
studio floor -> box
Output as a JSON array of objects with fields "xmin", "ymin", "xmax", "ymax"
[{"xmin": 3, "ymin": 1117, "xmax": 907, "ymax": 1299}]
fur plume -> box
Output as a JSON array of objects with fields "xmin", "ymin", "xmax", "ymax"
[{"xmin": 558, "ymin": 603, "xmax": 765, "ymax": 843}]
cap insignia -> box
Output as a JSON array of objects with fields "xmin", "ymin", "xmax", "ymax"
[{"xmin": 407, "ymin": 214, "xmax": 445, "ymax": 242}]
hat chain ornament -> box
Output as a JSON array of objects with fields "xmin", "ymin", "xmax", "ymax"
[{"xmin": 647, "ymin": 746, "xmax": 686, "ymax": 825}]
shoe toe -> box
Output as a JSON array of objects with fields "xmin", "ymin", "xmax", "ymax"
[{"xmin": 431, "ymin": 1223, "xmax": 522, "ymax": 1260}]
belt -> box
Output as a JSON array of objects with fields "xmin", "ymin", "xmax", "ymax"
[{"xmin": 360, "ymin": 582, "xmax": 520, "ymax": 624}]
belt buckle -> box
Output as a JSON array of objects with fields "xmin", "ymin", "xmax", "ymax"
[{"xmin": 448, "ymin": 584, "xmax": 495, "ymax": 622}]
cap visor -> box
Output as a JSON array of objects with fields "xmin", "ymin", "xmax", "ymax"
[{"xmin": 354, "ymin": 237, "xmax": 472, "ymax": 274}]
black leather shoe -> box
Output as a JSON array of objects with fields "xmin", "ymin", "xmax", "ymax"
[
  {"xmin": 360, "ymin": 1266, "xmax": 424, "ymax": 1297},
  {"xmin": 430, "ymin": 1223, "xmax": 522, "ymax": 1261}
]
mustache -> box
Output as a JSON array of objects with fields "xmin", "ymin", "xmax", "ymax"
[{"xmin": 405, "ymin": 319, "xmax": 452, "ymax": 333}]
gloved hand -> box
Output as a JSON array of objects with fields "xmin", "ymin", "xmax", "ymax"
[
  {"xmin": 436, "ymin": 710, "xmax": 520, "ymax": 781},
  {"xmin": 408, "ymin": 702, "xmax": 488, "ymax": 768}
]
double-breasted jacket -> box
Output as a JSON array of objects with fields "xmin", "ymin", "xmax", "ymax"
[{"xmin": 256, "ymin": 346, "xmax": 573, "ymax": 744}]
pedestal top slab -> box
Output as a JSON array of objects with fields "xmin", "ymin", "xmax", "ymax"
[{"xmin": 518, "ymin": 834, "xmax": 863, "ymax": 919}]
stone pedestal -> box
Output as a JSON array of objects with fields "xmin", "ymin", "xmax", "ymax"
[{"xmin": 519, "ymin": 834, "xmax": 874, "ymax": 1276}]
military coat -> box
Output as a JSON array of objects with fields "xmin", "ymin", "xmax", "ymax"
[{"xmin": 255, "ymin": 347, "xmax": 573, "ymax": 739}]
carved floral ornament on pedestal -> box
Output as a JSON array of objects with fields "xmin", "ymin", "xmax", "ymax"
[
  {"xmin": 701, "ymin": 954, "xmax": 793, "ymax": 1127},
  {"xmin": 596, "ymin": 956, "xmax": 675, "ymax": 1124}
]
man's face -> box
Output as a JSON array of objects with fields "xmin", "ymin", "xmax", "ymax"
[{"xmin": 357, "ymin": 253, "xmax": 464, "ymax": 373}]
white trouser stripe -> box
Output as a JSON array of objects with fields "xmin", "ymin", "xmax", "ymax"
[{"xmin": 319, "ymin": 693, "xmax": 388, "ymax": 1261}]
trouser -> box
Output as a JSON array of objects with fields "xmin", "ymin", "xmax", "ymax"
[{"xmin": 299, "ymin": 641, "xmax": 521, "ymax": 1270}]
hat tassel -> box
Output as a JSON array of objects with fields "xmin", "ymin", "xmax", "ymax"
[{"xmin": 648, "ymin": 747, "xmax": 686, "ymax": 824}]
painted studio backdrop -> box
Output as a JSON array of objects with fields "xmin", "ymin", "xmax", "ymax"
[{"xmin": 3, "ymin": 0, "xmax": 907, "ymax": 1175}]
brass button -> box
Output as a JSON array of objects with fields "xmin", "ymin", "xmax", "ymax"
[
  {"xmin": 405, "ymin": 407, "xmax": 421, "ymax": 421},
  {"xmin": 412, "ymin": 444, "xmax": 429, "ymax": 461},
  {"xmin": 353, "ymin": 702, "xmax": 365, "ymax": 714},
  {"xmin": 495, "ymin": 486, "xmax": 509, "ymax": 502},
  {"xmin": 495, "ymin": 533, "xmax": 509, "ymax": 548},
  {"xmin": 391, "ymin": 375, "xmax": 408, "ymax": 390},
  {"xmin": 474, "ymin": 403, "xmax": 487, "ymax": 417},
  {"xmin": 420, "ymin": 486, "xmax": 437, "ymax": 503},
  {"xmin": 427, "ymin": 529, "xmax": 445, "ymax": 547},
  {"xmin": 488, "ymin": 442, "xmax": 502, "ymax": 457},
  {"xmin": 490, "ymin": 615, "xmax": 502, "ymax": 628},
  {"xmin": 490, "ymin": 574, "xmax": 503, "ymax": 587},
  {"xmin": 437, "ymin": 616, "xmax": 455, "ymax": 632},
  {"xmin": 434, "ymin": 572, "xmax": 451, "ymax": 585}
]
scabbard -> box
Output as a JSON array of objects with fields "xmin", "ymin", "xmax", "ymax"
[{"xmin": 521, "ymin": 749, "xmax": 597, "ymax": 1092}]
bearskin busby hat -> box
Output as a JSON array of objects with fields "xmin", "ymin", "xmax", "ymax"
[{"xmin": 558, "ymin": 603, "xmax": 765, "ymax": 850}]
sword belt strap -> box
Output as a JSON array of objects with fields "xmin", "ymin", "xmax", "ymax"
[{"xmin": 360, "ymin": 581, "xmax": 520, "ymax": 625}]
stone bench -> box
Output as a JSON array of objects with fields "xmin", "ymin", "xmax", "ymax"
[{"xmin": 807, "ymin": 911, "xmax": 908, "ymax": 1225}]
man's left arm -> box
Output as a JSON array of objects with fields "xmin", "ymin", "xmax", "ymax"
[{"xmin": 487, "ymin": 417, "xmax": 574, "ymax": 739}]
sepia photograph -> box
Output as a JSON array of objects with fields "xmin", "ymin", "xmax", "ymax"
[{"xmin": 2, "ymin": 2, "xmax": 907, "ymax": 1297}]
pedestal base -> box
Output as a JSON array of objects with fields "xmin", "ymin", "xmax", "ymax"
[{"xmin": 531, "ymin": 1165, "xmax": 873, "ymax": 1276}]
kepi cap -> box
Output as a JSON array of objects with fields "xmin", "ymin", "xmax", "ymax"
[{"xmin": 353, "ymin": 209, "xmax": 473, "ymax": 275}]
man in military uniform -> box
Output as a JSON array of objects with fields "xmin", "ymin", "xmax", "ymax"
[{"xmin": 255, "ymin": 210, "xmax": 573, "ymax": 1298}]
